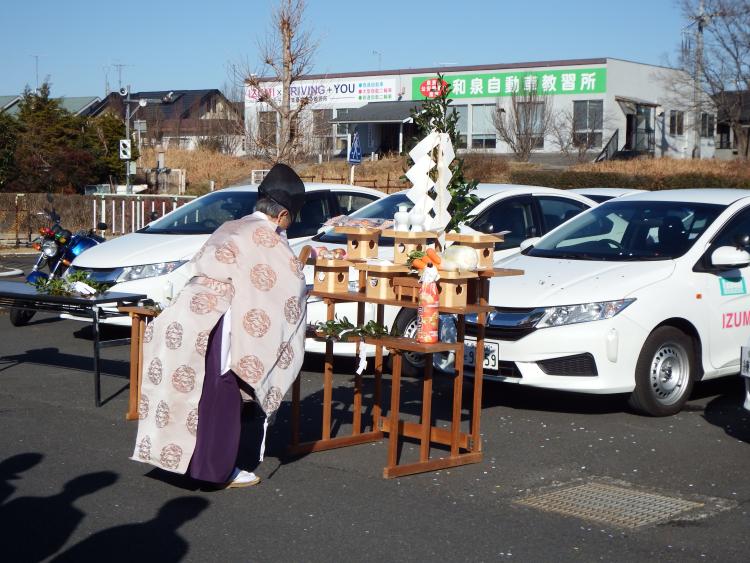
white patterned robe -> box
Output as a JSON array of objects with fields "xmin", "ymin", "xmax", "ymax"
[{"xmin": 131, "ymin": 213, "xmax": 307, "ymax": 474}]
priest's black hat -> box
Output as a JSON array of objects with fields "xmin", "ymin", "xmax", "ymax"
[{"xmin": 257, "ymin": 163, "xmax": 306, "ymax": 217}]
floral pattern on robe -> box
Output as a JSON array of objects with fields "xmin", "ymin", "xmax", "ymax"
[{"xmin": 131, "ymin": 214, "xmax": 307, "ymax": 475}]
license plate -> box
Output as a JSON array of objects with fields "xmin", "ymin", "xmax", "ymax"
[
  {"xmin": 464, "ymin": 337, "xmax": 499, "ymax": 370},
  {"xmin": 741, "ymin": 346, "xmax": 750, "ymax": 378}
]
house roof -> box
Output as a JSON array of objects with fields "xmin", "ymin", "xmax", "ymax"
[
  {"xmin": 331, "ymin": 100, "xmax": 420, "ymax": 124},
  {"xmin": 82, "ymin": 89, "xmax": 242, "ymax": 136},
  {"xmin": 250, "ymin": 58, "xmax": 609, "ymax": 83},
  {"xmin": 0, "ymin": 95, "xmax": 20, "ymax": 111},
  {"xmin": 57, "ymin": 96, "xmax": 101, "ymax": 115},
  {"xmin": 1, "ymin": 94, "xmax": 100, "ymax": 116}
]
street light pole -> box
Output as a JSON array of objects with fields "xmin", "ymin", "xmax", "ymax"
[{"xmin": 125, "ymin": 88, "xmax": 132, "ymax": 194}]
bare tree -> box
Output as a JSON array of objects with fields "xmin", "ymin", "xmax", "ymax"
[
  {"xmin": 670, "ymin": 1, "xmax": 750, "ymax": 158},
  {"xmin": 551, "ymin": 106, "xmax": 612, "ymax": 163},
  {"xmin": 492, "ymin": 87, "xmax": 554, "ymax": 162},
  {"xmin": 242, "ymin": 0, "xmax": 318, "ymax": 163}
]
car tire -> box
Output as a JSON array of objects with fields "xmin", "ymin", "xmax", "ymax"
[
  {"xmin": 628, "ymin": 326, "xmax": 695, "ymax": 416},
  {"xmin": 9, "ymin": 308, "xmax": 35, "ymax": 327},
  {"xmin": 389, "ymin": 309, "xmax": 424, "ymax": 377}
]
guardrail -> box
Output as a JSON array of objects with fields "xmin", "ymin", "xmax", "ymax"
[{"xmin": 91, "ymin": 194, "xmax": 196, "ymax": 234}]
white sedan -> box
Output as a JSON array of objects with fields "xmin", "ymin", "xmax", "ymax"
[
  {"xmin": 465, "ymin": 188, "xmax": 750, "ymax": 416},
  {"xmin": 68, "ymin": 183, "xmax": 383, "ymax": 324},
  {"xmin": 292, "ymin": 184, "xmax": 596, "ymax": 375}
]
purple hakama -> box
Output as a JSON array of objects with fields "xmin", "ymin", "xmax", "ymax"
[{"xmin": 187, "ymin": 315, "xmax": 241, "ymax": 484}]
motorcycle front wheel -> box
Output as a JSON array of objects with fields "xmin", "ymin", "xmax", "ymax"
[{"xmin": 9, "ymin": 308, "xmax": 36, "ymax": 326}]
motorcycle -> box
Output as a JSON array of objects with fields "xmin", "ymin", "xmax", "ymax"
[{"xmin": 10, "ymin": 200, "xmax": 107, "ymax": 326}]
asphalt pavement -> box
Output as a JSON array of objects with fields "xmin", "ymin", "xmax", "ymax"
[{"xmin": 1, "ymin": 254, "xmax": 750, "ymax": 561}]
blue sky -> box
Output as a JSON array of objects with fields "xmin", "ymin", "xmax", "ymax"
[{"xmin": 1, "ymin": 0, "xmax": 687, "ymax": 98}]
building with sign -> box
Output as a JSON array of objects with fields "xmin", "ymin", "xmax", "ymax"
[{"xmin": 245, "ymin": 58, "xmax": 715, "ymax": 160}]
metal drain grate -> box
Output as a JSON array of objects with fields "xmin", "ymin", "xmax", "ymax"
[{"xmin": 516, "ymin": 482, "xmax": 704, "ymax": 529}]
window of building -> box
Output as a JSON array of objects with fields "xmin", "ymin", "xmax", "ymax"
[
  {"xmin": 717, "ymin": 122, "xmax": 732, "ymax": 149},
  {"xmin": 470, "ymin": 104, "xmax": 497, "ymax": 149},
  {"xmin": 669, "ymin": 110, "xmax": 684, "ymax": 136},
  {"xmin": 700, "ymin": 112, "xmax": 715, "ymax": 138},
  {"xmin": 572, "ymin": 100, "xmax": 603, "ymax": 148},
  {"xmin": 258, "ymin": 111, "xmax": 277, "ymax": 146},
  {"xmin": 453, "ymin": 105, "xmax": 468, "ymax": 148},
  {"xmin": 517, "ymin": 101, "xmax": 545, "ymax": 149}
]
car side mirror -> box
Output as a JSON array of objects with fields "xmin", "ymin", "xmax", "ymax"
[
  {"xmin": 711, "ymin": 246, "xmax": 750, "ymax": 270},
  {"xmin": 96, "ymin": 222, "xmax": 108, "ymax": 231},
  {"xmin": 519, "ymin": 237, "xmax": 541, "ymax": 252}
]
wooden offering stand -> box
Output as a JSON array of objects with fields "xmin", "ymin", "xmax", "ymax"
[
  {"xmin": 292, "ymin": 229, "xmax": 524, "ymax": 479},
  {"xmin": 334, "ymin": 226, "xmax": 380, "ymax": 260},
  {"xmin": 313, "ymin": 259, "xmax": 351, "ymax": 293},
  {"xmin": 354, "ymin": 263, "xmax": 410, "ymax": 301},
  {"xmin": 381, "ymin": 230, "xmax": 438, "ymax": 265},
  {"xmin": 445, "ymin": 232, "xmax": 502, "ymax": 270}
]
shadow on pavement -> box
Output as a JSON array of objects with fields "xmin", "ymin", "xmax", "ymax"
[
  {"xmin": 0, "ymin": 469, "xmax": 118, "ymax": 562},
  {"xmin": 50, "ymin": 497, "xmax": 209, "ymax": 563},
  {"xmin": 701, "ymin": 377, "xmax": 750, "ymax": 445},
  {"xmin": 0, "ymin": 452, "xmax": 43, "ymax": 505},
  {"xmin": 0, "ymin": 346, "xmax": 129, "ymax": 378}
]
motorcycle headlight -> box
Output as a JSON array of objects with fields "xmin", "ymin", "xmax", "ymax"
[
  {"xmin": 42, "ymin": 239, "xmax": 59, "ymax": 257},
  {"xmin": 116, "ymin": 260, "xmax": 187, "ymax": 282},
  {"xmin": 536, "ymin": 299, "xmax": 635, "ymax": 328}
]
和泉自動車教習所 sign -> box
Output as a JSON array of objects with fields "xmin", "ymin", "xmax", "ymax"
[{"xmin": 412, "ymin": 68, "xmax": 607, "ymax": 99}]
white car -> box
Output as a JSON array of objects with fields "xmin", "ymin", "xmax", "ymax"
[
  {"xmin": 292, "ymin": 184, "xmax": 596, "ymax": 375},
  {"xmin": 68, "ymin": 183, "xmax": 383, "ymax": 324},
  {"xmin": 570, "ymin": 187, "xmax": 645, "ymax": 203},
  {"xmin": 464, "ymin": 188, "xmax": 750, "ymax": 416}
]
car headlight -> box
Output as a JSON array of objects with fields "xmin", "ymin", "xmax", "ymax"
[
  {"xmin": 42, "ymin": 239, "xmax": 59, "ymax": 257},
  {"xmin": 536, "ymin": 299, "xmax": 635, "ymax": 328},
  {"xmin": 116, "ymin": 260, "xmax": 187, "ymax": 282}
]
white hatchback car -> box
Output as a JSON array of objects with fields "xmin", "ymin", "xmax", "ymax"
[
  {"xmin": 292, "ymin": 184, "xmax": 596, "ymax": 375},
  {"xmin": 464, "ymin": 188, "xmax": 750, "ymax": 416},
  {"xmin": 570, "ymin": 187, "xmax": 645, "ymax": 203},
  {"xmin": 68, "ymin": 183, "xmax": 383, "ymax": 324}
]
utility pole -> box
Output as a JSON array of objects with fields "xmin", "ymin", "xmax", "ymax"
[
  {"xmin": 125, "ymin": 88, "xmax": 132, "ymax": 194},
  {"xmin": 688, "ymin": 0, "xmax": 723, "ymax": 159},
  {"xmin": 692, "ymin": 0, "xmax": 707, "ymax": 159}
]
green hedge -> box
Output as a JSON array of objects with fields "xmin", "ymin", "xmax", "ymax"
[{"xmin": 508, "ymin": 170, "xmax": 750, "ymax": 190}]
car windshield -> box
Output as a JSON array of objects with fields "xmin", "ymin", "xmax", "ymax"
[
  {"xmin": 141, "ymin": 191, "xmax": 258, "ymax": 235},
  {"xmin": 583, "ymin": 194, "xmax": 615, "ymax": 203},
  {"xmin": 313, "ymin": 192, "xmax": 411, "ymax": 246},
  {"xmin": 528, "ymin": 200, "xmax": 726, "ymax": 261}
]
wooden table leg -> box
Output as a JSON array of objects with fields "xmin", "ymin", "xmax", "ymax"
[
  {"xmin": 451, "ymin": 328, "xmax": 465, "ymax": 457},
  {"xmin": 353, "ymin": 365, "xmax": 362, "ymax": 435},
  {"xmin": 386, "ymin": 351, "xmax": 402, "ymax": 472},
  {"xmin": 420, "ymin": 354, "xmax": 433, "ymax": 462},
  {"xmin": 471, "ymin": 310, "xmax": 486, "ymax": 453},
  {"xmin": 126, "ymin": 313, "xmax": 141, "ymax": 421},
  {"xmin": 322, "ymin": 300, "xmax": 335, "ymax": 440},
  {"xmin": 373, "ymin": 304, "xmax": 384, "ymax": 430}
]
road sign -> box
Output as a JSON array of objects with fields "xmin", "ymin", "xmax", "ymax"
[
  {"xmin": 119, "ymin": 139, "xmax": 132, "ymax": 160},
  {"xmin": 133, "ymin": 120, "xmax": 147, "ymax": 132},
  {"xmin": 348, "ymin": 131, "xmax": 362, "ymax": 164}
]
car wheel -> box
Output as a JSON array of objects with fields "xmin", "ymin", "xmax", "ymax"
[
  {"xmin": 628, "ymin": 326, "xmax": 695, "ymax": 416},
  {"xmin": 390, "ymin": 309, "xmax": 424, "ymax": 376},
  {"xmin": 9, "ymin": 308, "xmax": 35, "ymax": 327}
]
